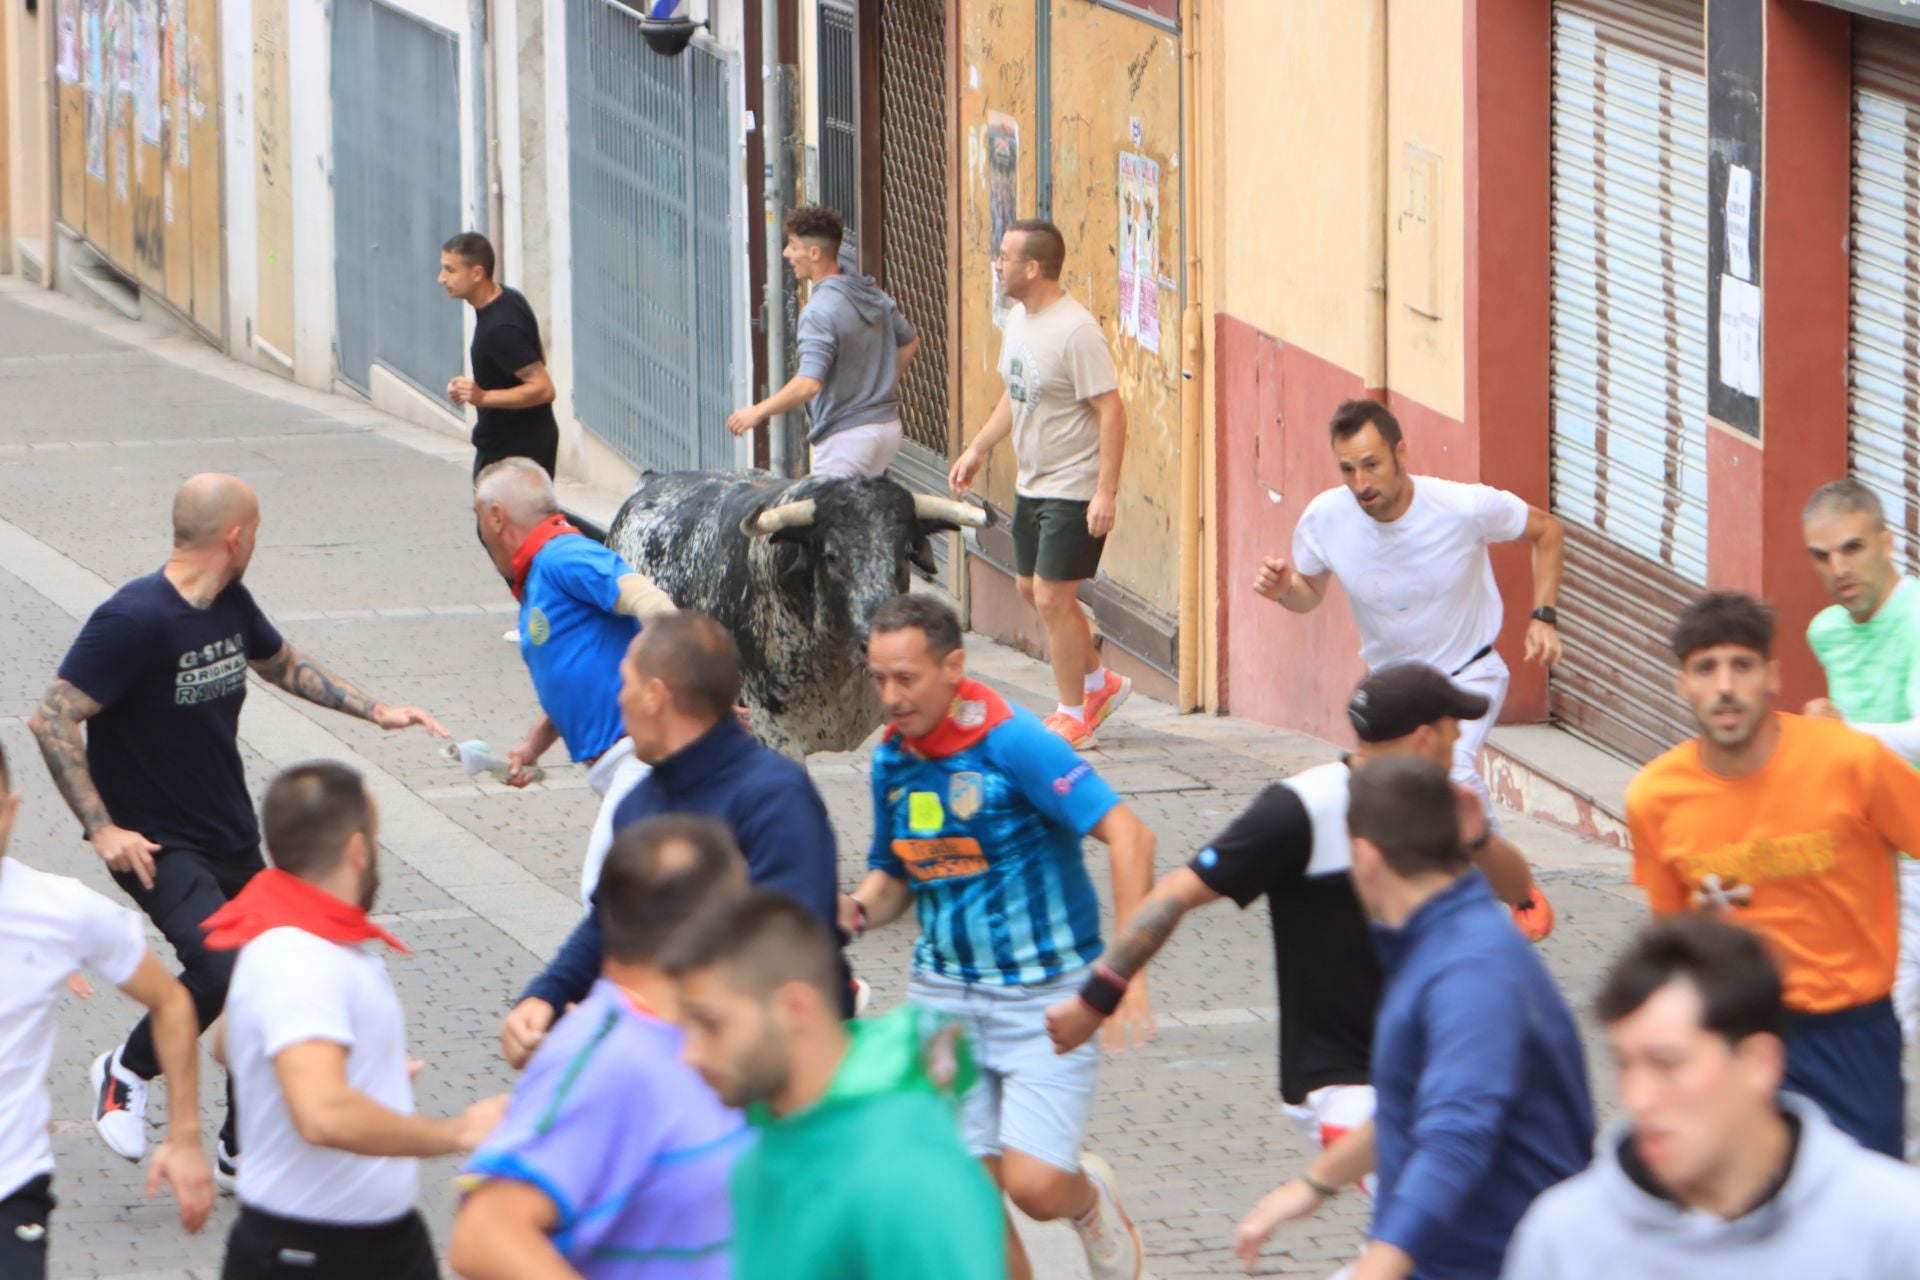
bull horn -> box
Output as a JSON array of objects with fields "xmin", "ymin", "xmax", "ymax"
[
  {"xmin": 741, "ymin": 499, "xmax": 818, "ymax": 537},
  {"xmin": 913, "ymin": 494, "xmax": 990, "ymax": 528}
]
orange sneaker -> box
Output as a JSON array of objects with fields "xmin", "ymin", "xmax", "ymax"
[
  {"xmin": 1044, "ymin": 710, "xmax": 1097, "ymax": 751},
  {"xmin": 1512, "ymin": 885, "xmax": 1556, "ymax": 942},
  {"xmin": 1083, "ymin": 670, "xmax": 1133, "ymax": 732}
]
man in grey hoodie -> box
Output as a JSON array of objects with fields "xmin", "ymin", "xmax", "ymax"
[
  {"xmin": 1504, "ymin": 915, "xmax": 1920, "ymax": 1279},
  {"xmin": 726, "ymin": 205, "xmax": 921, "ymax": 477}
]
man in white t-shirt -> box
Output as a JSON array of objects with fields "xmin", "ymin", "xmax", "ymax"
[
  {"xmin": 0, "ymin": 740, "xmax": 211, "ymax": 1280},
  {"xmin": 1254, "ymin": 398, "xmax": 1563, "ymax": 939},
  {"xmin": 213, "ymin": 762, "xmax": 506, "ymax": 1279},
  {"xmin": 950, "ymin": 217, "xmax": 1132, "ymax": 751}
]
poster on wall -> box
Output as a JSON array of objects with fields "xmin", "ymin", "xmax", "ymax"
[
  {"xmin": 1117, "ymin": 152, "xmax": 1161, "ymax": 355},
  {"xmin": 111, "ymin": 0, "xmax": 132, "ymax": 95},
  {"xmin": 137, "ymin": 0, "xmax": 162, "ymax": 146},
  {"xmin": 59, "ymin": 3, "xmax": 82, "ymax": 83},
  {"xmin": 84, "ymin": 0, "xmax": 107, "ymax": 180},
  {"xmin": 987, "ymin": 111, "xmax": 1019, "ymax": 327},
  {"xmin": 170, "ymin": 0, "xmax": 190, "ymax": 167}
]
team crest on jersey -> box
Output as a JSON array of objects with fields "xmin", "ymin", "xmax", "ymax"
[
  {"xmin": 953, "ymin": 699, "xmax": 988, "ymax": 729},
  {"xmin": 526, "ymin": 608, "xmax": 551, "ymax": 646},
  {"xmin": 949, "ymin": 772, "xmax": 984, "ymax": 821}
]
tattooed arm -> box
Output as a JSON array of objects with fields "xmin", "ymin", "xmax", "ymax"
[
  {"xmin": 250, "ymin": 644, "xmax": 449, "ymax": 737},
  {"xmin": 29, "ymin": 678, "xmax": 163, "ymax": 887},
  {"xmin": 1045, "ymin": 866, "xmax": 1223, "ymax": 1055}
]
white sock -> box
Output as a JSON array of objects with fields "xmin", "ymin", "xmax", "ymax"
[
  {"xmin": 1083, "ymin": 667, "xmax": 1108, "ymax": 694},
  {"xmin": 1057, "ymin": 702, "xmax": 1087, "ymax": 723}
]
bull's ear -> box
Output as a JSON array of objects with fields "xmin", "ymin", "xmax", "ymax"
[
  {"xmin": 909, "ymin": 534, "xmax": 938, "ymax": 577},
  {"xmin": 769, "ymin": 524, "xmax": 820, "ymax": 549}
]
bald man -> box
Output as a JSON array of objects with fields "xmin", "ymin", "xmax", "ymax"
[
  {"xmin": 30, "ymin": 473, "xmax": 448, "ymax": 1181},
  {"xmin": 474, "ymin": 459, "xmax": 676, "ymax": 905}
]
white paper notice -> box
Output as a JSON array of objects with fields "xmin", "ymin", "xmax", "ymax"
[
  {"xmin": 1726, "ymin": 165, "xmax": 1754, "ymax": 282},
  {"xmin": 1719, "ymin": 274, "xmax": 1762, "ymax": 397}
]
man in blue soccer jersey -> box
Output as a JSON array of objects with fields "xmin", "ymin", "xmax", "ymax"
[
  {"xmin": 845, "ymin": 593, "xmax": 1154, "ymax": 1280},
  {"xmin": 474, "ymin": 459, "xmax": 676, "ymax": 904}
]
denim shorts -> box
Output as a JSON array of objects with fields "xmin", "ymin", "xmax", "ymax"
[{"xmin": 909, "ymin": 967, "xmax": 1099, "ymax": 1173}]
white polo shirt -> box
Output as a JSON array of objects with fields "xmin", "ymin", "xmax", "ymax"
[
  {"xmin": 1292, "ymin": 476, "xmax": 1529, "ymax": 675},
  {"xmin": 224, "ymin": 926, "xmax": 418, "ymax": 1223},
  {"xmin": 0, "ymin": 860, "xmax": 146, "ymax": 1200}
]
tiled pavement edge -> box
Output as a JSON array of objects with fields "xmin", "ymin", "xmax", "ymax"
[{"xmin": 0, "ymin": 281, "xmax": 1642, "ymax": 1278}]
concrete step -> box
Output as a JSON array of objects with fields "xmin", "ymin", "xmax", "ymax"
[
  {"xmin": 1483, "ymin": 722, "xmax": 1638, "ymax": 850},
  {"xmin": 13, "ymin": 237, "xmax": 45, "ymax": 285}
]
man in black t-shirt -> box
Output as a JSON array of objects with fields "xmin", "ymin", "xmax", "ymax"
[
  {"xmin": 28, "ymin": 474, "xmax": 449, "ymax": 1181},
  {"xmin": 1045, "ymin": 664, "xmax": 1503, "ymax": 1163},
  {"xmin": 439, "ymin": 232, "xmax": 560, "ymax": 480}
]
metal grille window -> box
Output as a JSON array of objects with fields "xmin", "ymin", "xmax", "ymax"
[
  {"xmin": 331, "ymin": 0, "xmax": 464, "ymax": 396},
  {"xmin": 817, "ymin": 0, "xmax": 859, "ymax": 264},
  {"xmin": 1850, "ymin": 22, "xmax": 1920, "ymax": 575},
  {"xmin": 1547, "ymin": 0, "xmax": 1707, "ymax": 764},
  {"xmin": 565, "ymin": 0, "xmax": 743, "ymax": 471},
  {"xmin": 879, "ymin": 0, "xmax": 950, "ymax": 464}
]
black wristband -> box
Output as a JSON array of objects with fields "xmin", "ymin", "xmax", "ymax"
[{"xmin": 1078, "ymin": 966, "xmax": 1127, "ymax": 1017}]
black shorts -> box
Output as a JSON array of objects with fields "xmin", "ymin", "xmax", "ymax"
[
  {"xmin": 1012, "ymin": 496, "xmax": 1106, "ymax": 583},
  {"xmin": 0, "ymin": 1176, "xmax": 54, "ymax": 1280},
  {"xmin": 222, "ymin": 1206, "xmax": 438, "ymax": 1280}
]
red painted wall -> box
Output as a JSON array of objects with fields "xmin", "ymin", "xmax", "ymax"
[
  {"xmin": 1467, "ymin": 0, "xmax": 1552, "ymax": 722},
  {"xmin": 1707, "ymin": 0, "xmax": 1851, "ymax": 705}
]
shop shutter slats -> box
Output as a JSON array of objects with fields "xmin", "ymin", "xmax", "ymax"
[
  {"xmin": 1850, "ymin": 23, "xmax": 1920, "ymax": 567},
  {"xmin": 1548, "ymin": 0, "xmax": 1707, "ymax": 763}
]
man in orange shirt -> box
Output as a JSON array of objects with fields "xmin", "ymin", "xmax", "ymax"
[{"xmin": 1626, "ymin": 591, "xmax": 1920, "ymax": 1157}]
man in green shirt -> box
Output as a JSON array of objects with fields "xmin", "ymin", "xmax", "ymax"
[
  {"xmin": 1802, "ymin": 478, "xmax": 1920, "ymax": 1155},
  {"xmin": 668, "ymin": 892, "xmax": 1006, "ymax": 1280}
]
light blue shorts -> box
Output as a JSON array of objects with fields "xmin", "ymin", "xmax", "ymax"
[{"xmin": 909, "ymin": 967, "xmax": 1099, "ymax": 1174}]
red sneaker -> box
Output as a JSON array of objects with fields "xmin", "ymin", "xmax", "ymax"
[
  {"xmin": 1083, "ymin": 670, "xmax": 1133, "ymax": 732},
  {"xmin": 1044, "ymin": 711, "xmax": 1096, "ymax": 751}
]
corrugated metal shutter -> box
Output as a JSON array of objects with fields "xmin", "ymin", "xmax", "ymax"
[
  {"xmin": 1850, "ymin": 22, "xmax": 1920, "ymax": 573},
  {"xmin": 1548, "ymin": 0, "xmax": 1707, "ymax": 763}
]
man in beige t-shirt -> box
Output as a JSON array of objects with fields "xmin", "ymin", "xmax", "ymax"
[{"xmin": 951, "ymin": 219, "xmax": 1131, "ymax": 751}]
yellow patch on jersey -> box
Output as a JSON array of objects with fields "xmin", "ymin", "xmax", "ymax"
[{"xmin": 908, "ymin": 790, "xmax": 945, "ymax": 834}]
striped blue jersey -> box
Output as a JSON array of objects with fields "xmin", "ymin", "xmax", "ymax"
[{"xmin": 869, "ymin": 700, "xmax": 1120, "ymax": 985}]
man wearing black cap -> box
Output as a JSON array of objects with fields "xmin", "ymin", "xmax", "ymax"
[{"xmin": 1046, "ymin": 665, "xmax": 1504, "ymax": 1209}]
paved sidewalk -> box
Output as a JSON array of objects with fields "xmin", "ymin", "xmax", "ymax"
[{"xmin": 0, "ymin": 280, "xmax": 1640, "ymax": 1278}]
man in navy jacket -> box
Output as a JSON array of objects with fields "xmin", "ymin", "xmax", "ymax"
[
  {"xmin": 498, "ymin": 612, "xmax": 842, "ymax": 1067},
  {"xmin": 1236, "ymin": 755, "xmax": 1592, "ymax": 1279}
]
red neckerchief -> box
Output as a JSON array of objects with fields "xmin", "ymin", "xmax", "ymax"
[
  {"xmin": 202, "ymin": 868, "xmax": 410, "ymax": 954},
  {"xmin": 884, "ymin": 679, "xmax": 1015, "ymax": 759},
  {"xmin": 510, "ymin": 514, "xmax": 584, "ymax": 601}
]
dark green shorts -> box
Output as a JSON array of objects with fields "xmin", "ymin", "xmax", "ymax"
[{"xmin": 1012, "ymin": 496, "xmax": 1107, "ymax": 583}]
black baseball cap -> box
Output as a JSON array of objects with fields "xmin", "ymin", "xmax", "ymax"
[{"xmin": 1346, "ymin": 664, "xmax": 1491, "ymax": 744}]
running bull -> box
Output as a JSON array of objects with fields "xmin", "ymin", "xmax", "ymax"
[{"xmin": 604, "ymin": 471, "xmax": 990, "ymax": 758}]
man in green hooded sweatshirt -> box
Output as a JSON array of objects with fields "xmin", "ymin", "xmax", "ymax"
[{"xmin": 668, "ymin": 891, "xmax": 1006, "ymax": 1280}]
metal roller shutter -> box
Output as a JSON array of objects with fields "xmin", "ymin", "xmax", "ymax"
[
  {"xmin": 1548, "ymin": 0, "xmax": 1707, "ymax": 763},
  {"xmin": 1850, "ymin": 22, "xmax": 1920, "ymax": 574}
]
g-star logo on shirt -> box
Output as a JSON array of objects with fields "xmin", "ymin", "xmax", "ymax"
[{"xmin": 173, "ymin": 633, "xmax": 247, "ymax": 706}]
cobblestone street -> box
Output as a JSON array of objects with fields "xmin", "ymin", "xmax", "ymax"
[{"xmin": 0, "ymin": 281, "xmax": 1644, "ymax": 1278}]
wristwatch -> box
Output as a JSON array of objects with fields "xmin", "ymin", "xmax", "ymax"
[{"xmin": 1530, "ymin": 606, "xmax": 1559, "ymax": 627}]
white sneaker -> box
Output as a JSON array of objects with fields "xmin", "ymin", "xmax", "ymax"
[
  {"xmin": 214, "ymin": 1139, "xmax": 239, "ymax": 1195},
  {"xmin": 88, "ymin": 1047, "xmax": 149, "ymax": 1161},
  {"xmin": 1073, "ymin": 1151, "xmax": 1143, "ymax": 1280}
]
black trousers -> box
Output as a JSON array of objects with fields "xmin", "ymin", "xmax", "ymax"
[
  {"xmin": 0, "ymin": 1176, "xmax": 53, "ymax": 1280},
  {"xmin": 472, "ymin": 434, "xmax": 557, "ymax": 482},
  {"xmin": 113, "ymin": 845, "xmax": 266, "ymax": 1151},
  {"xmin": 222, "ymin": 1206, "xmax": 438, "ymax": 1280}
]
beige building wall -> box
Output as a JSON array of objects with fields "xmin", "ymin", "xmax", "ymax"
[
  {"xmin": 1211, "ymin": 0, "xmax": 1465, "ymax": 416},
  {"xmin": 4, "ymin": 1, "xmax": 49, "ymax": 268}
]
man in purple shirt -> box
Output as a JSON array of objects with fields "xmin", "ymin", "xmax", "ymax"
[{"xmin": 449, "ymin": 816, "xmax": 750, "ymax": 1279}]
